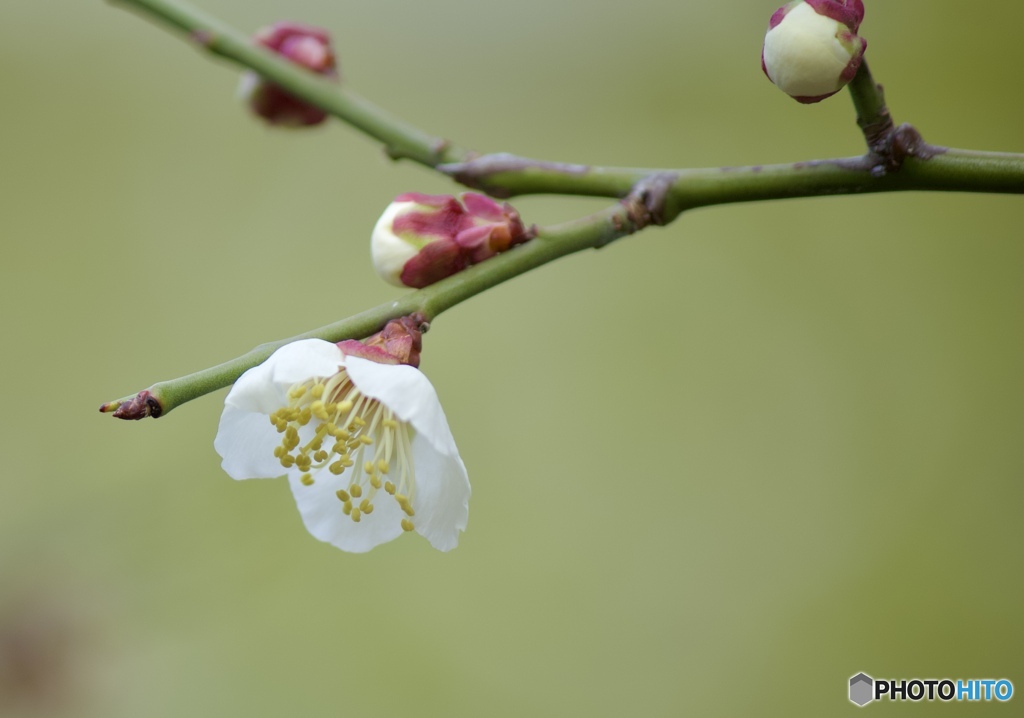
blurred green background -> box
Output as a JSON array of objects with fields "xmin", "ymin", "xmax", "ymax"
[{"xmin": 2, "ymin": 1, "xmax": 1022, "ymax": 716}]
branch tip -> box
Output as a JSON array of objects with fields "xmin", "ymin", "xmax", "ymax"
[{"xmin": 103, "ymin": 390, "xmax": 163, "ymax": 420}]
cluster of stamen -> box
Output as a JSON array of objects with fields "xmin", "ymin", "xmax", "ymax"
[{"xmin": 269, "ymin": 369, "xmax": 417, "ymax": 532}]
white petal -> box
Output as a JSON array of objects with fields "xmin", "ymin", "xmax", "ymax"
[
  {"xmin": 223, "ymin": 339, "xmax": 342, "ymax": 414},
  {"xmin": 216, "ymin": 339, "xmax": 344, "ymax": 479},
  {"xmin": 409, "ymin": 433, "xmax": 470, "ymax": 551},
  {"xmin": 345, "ymin": 356, "xmax": 470, "ymax": 550},
  {"xmin": 288, "ymin": 470, "xmax": 404, "ymax": 553},
  {"xmin": 266, "ymin": 339, "xmax": 344, "ymax": 385},
  {"xmin": 371, "ymin": 201, "xmax": 419, "ymax": 286},
  {"xmin": 344, "ymin": 356, "xmax": 460, "ymax": 456},
  {"xmin": 214, "ymin": 404, "xmax": 287, "ymax": 480},
  {"xmin": 221, "ymin": 349, "xmax": 284, "ymax": 415}
]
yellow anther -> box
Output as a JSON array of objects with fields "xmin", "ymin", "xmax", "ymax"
[
  {"xmin": 336, "ymin": 400, "xmax": 353, "ymax": 413},
  {"xmin": 336, "ymin": 489, "xmax": 350, "ymax": 502},
  {"xmin": 401, "ymin": 519, "xmax": 415, "ymax": 532},
  {"xmin": 329, "ymin": 461, "xmax": 346, "ymax": 475},
  {"xmin": 325, "ymin": 422, "xmax": 338, "ymax": 436},
  {"xmin": 300, "ymin": 473, "xmax": 314, "ymax": 486},
  {"xmin": 342, "ymin": 501, "xmax": 352, "ymax": 515},
  {"xmin": 325, "ymin": 402, "xmax": 337, "ymax": 414},
  {"xmin": 351, "ymin": 508, "xmax": 361, "ymax": 523},
  {"xmin": 349, "ymin": 484, "xmax": 363, "ymax": 499},
  {"xmin": 364, "ymin": 461, "xmax": 375, "ymax": 475},
  {"xmin": 288, "ymin": 385, "xmax": 306, "ymax": 399},
  {"xmin": 353, "ymin": 417, "xmax": 366, "ymax": 428},
  {"xmin": 395, "ymin": 494, "xmax": 415, "ymax": 516},
  {"xmin": 296, "ymin": 456, "xmax": 311, "ymax": 472},
  {"xmin": 359, "ymin": 435, "xmax": 373, "ymax": 445},
  {"xmin": 382, "ymin": 419, "xmax": 398, "ymax": 429},
  {"xmin": 280, "ymin": 455, "xmax": 295, "ymax": 468},
  {"xmin": 313, "ymin": 450, "xmax": 328, "ymax": 463},
  {"xmin": 359, "ymin": 499, "xmax": 372, "ymax": 512},
  {"xmin": 273, "ymin": 446, "xmax": 285, "ymax": 459},
  {"xmin": 275, "ymin": 421, "xmax": 287, "ymax": 433},
  {"xmin": 284, "ymin": 430, "xmax": 299, "ymax": 451},
  {"xmin": 377, "ymin": 460, "xmax": 390, "ymax": 474},
  {"xmin": 297, "ymin": 408, "xmax": 312, "ymax": 426},
  {"xmin": 385, "ymin": 481, "xmax": 396, "ymax": 495},
  {"xmin": 370, "ymin": 475, "xmax": 382, "ymax": 490},
  {"xmin": 311, "ymin": 401, "xmax": 329, "ymax": 421},
  {"xmin": 311, "ymin": 383, "xmax": 325, "ymax": 399},
  {"xmin": 362, "ymin": 503, "xmax": 374, "ymax": 515}
]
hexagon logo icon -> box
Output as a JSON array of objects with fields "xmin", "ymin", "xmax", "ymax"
[{"xmin": 850, "ymin": 673, "xmax": 874, "ymax": 706}]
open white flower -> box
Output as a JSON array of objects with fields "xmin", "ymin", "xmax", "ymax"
[{"xmin": 214, "ymin": 338, "xmax": 469, "ymax": 552}]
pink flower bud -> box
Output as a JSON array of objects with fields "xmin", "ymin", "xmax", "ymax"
[
  {"xmin": 238, "ymin": 22, "xmax": 338, "ymax": 126},
  {"xmin": 371, "ymin": 193, "xmax": 531, "ymax": 289},
  {"xmin": 762, "ymin": 1, "xmax": 866, "ymax": 104}
]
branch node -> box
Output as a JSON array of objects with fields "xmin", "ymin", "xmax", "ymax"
[
  {"xmin": 623, "ymin": 172, "xmax": 680, "ymax": 229},
  {"xmin": 868, "ymin": 123, "xmax": 944, "ymax": 176},
  {"xmin": 429, "ymin": 138, "xmax": 452, "ymax": 164},
  {"xmin": 190, "ymin": 29, "xmax": 217, "ymax": 49}
]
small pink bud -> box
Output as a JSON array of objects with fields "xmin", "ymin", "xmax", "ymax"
[
  {"xmin": 371, "ymin": 193, "xmax": 531, "ymax": 289},
  {"xmin": 238, "ymin": 22, "xmax": 338, "ymax": 127},
  {"xmin": 762, "ymin": 1, "xmax": 866, "ymax": 104}
]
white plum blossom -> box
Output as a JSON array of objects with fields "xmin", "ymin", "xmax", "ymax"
[{"xmin": 214, "ymin": 338, "xmax": 470, "ymax": 552}]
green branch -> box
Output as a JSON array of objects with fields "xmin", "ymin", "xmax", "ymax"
[
  {"xmin": 113, "ymin": 0, "xmax": 1024, "ymax": 201},
  {"xmin": 440, "ymin": 150, "xmax": 1024, "ymax": 204}
]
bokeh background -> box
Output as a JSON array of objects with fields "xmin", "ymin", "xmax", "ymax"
[{"xmin": 2, "ymin": 1, "xmax": 1022, "ymax": 715}]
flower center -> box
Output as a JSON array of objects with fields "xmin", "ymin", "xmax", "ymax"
[{"xmin": 269, "ymin": 369, "xmax": 417, "ymax": 532}]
